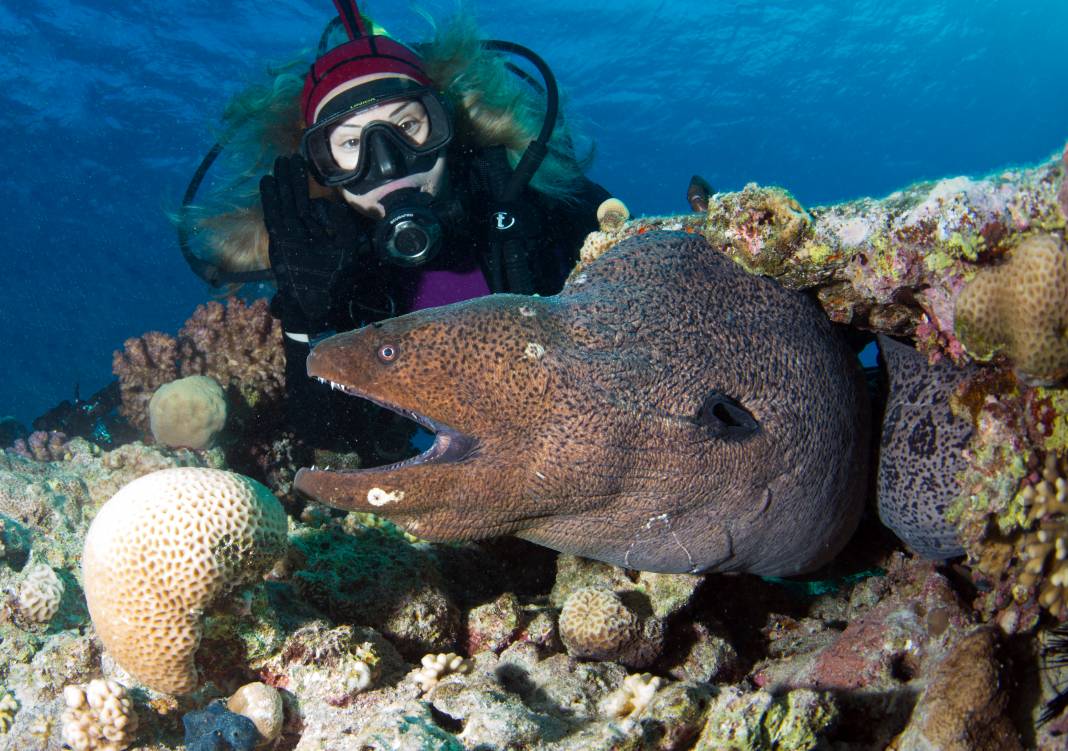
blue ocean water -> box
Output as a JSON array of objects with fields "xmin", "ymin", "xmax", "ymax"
[{"xmin": 1, "ymin": 0, "xmax": 1066, "ymax": 428}]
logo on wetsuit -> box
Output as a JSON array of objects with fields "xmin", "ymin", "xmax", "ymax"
[{"xmin": 493, "ymin": 211, "xmax": 516, "ymax": 231}]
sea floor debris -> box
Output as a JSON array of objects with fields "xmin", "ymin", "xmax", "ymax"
[{"xmin": 1, "ymin": 145, "xmax": 1067, "ymax": 749}]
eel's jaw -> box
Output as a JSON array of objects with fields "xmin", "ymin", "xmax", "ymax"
[{"xmin": 293, "ymin": 375, "xmax": 481, "ymax": 509}]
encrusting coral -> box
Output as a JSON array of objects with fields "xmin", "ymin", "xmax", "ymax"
[
  {"xmin": 15, "ymin": 562, "xmax": 64, "ymax": 623},
  {"xmin": 113, "ymin": 297, "xmax": 284, "ymax": 434},
  {"xmin": 82, "ymin": 467, "xmax": 288, "ymax": 694},
  {"xmin": 955, "ymin": 232, "xmax": 1068, "ymax": 385},
  {"xmin": 60, "ymin": 679, "xmax": 139, "ymax": 751},
  {"xmin": 148, "ymin": 375, "xmax": 228, "ymax": 450}
]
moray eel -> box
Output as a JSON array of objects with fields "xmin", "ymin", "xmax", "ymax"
[
  {"xmin": 876, "ymin": 335, "xmax": 971, "ymax": 560},
  {"xmin": 295, "ymin": 231, "xmax": 869, "ymax": 576}
]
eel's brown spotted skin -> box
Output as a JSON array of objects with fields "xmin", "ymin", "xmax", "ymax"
[{"xmin": 296, "ymin": 231, "xmax": 869, "ymax": 576}]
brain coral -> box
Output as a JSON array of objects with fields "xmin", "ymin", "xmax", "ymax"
[
  {"xmin": 82, "ymin": 468, "xmax": 288, "ymax": 694},
  {"xmin": 955, "ymin": 233, "xmax": 1068, "ymax": 385},
  {"xmin": 148, "ymin": 375, "xmax": 227, "ymax": 450},
  {"xmin": 558, "ymin": 587, "xmax": 664, "ymax": 668},
  {"xmin": 16, "ymin": 562, "xmax": 65, "ymax": 623}
]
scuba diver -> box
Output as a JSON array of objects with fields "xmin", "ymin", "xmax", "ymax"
[{"xmin": 180, "ymin": 0, "xmax": 617, "ymax": 458}]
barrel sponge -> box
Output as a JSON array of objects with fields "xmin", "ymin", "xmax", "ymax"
[
  {"xmin": 82, "ymin": 468, "xmax": 288, "ymax": 694},
  {"xmin": 148, "ymin": 375, "xmax": 228, "ymax": 449},
  {"xmin": 955, "ymin": 233, "xmax": 1068, "ymax": 385}
]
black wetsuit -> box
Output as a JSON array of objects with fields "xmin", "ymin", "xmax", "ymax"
[{"xmin": 271, "ymin": 151, "xmax": 610, "ymax": 456}]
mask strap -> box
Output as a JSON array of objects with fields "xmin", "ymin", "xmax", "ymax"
[{"xmin": 333, "ymin": 0, "xmax": 368, "ymax": 40}]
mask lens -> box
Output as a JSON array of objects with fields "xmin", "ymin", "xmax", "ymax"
[{"xmin": 301, "ymin": 87, "xmax": 452, "ymax": 188}]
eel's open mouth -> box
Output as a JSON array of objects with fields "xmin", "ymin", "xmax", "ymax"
[{"xmin": 314, "ymin": 376, "xmax": 479, "ymax": 472}]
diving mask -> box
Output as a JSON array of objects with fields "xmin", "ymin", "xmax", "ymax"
[{"xmin": 301, "ymin": 78, "xmax": 453, "ymax": 194}]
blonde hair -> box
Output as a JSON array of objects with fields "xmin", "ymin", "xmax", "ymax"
[{"xmin": 190, "ymin": 9, "xmax": 595, "ymax": 275}]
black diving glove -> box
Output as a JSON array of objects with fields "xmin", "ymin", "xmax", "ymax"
[{"xmin": 260, "ymin": 154, "xmax": 362, "ymax": 334}]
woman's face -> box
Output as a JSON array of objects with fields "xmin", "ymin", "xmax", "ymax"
[{"xmin": 315, "ymin": 75, "xmax": 448, "ymax": 219}]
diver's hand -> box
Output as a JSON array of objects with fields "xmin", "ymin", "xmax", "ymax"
[{"xmin": 260, "ymin": 154, "xmax": 361, "ymax": 334}]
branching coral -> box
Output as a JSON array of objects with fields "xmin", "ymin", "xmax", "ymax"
[
  {"xmin": 61, "ymin": 680, "xmax": 140, "ymax": 751},
  {"xmin": 600, "ymin": 673, "xmax": 662, "ymax": 732},
  {"xmin": 413, "ymin": 652, "xmax": 473, "ymax": 694},
  {"xmin": 1017, "ymin": 453, "xmax": 1068, "ymax": 618},
  {"xmin": 11, "ymin": 430, "xmax": 70, "ymax": 462},
  {"xmin": 112, "ymin": 331, "xmax": 179, "ymax": 433},
  {"xmin": 113, "ymin": 298, "xmax": 284, "ymax": 435},
  {"xmin": 176, "ymin": 297, "xmax": 285, "ymax": 408}
]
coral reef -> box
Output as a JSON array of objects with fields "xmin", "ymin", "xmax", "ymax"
[
  {"xmin": 600, "ymin": 672, "xmax": 662, "ymax": 732},
  {"xmin": 148, "ymin": 375, "xmax": 228, "ymax": 450},
  {"xmin": 82, "ymin": 468, "xmax": 288, "ymax": 694},
  {"xmin": 113, "ymin": 297, "xmax": 284, "ymax": 435},
  {"xmin": 8, "ymin": 148, "xmax": 1068, "ymax": 749},
  {"xmin": 60, "ymin": 679, "xmax": 139, "ymax": 751},
  {"xmin": 575, "ymin": 148, "xmax": 1067, "ymax": 366},
  {"xmin": 955, "ymin": 232, "xmax": 1068, "ymax": 384}
]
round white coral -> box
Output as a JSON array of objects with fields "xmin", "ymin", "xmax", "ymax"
[
  {"xmin": 17, "ymin": 562, "xmax": 64, "ymax": 623},
  {"xmin": 61, "ymin": 679, "xmax": 139, "ymax": 751},
  {"xmin": 82, "ymin": 468, "xmax": 288, "ymax": 694}
]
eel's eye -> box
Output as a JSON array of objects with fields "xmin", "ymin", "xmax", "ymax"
[{"xmin": 378, "ymin": 344, "xmax": 398, "ymax": 363}]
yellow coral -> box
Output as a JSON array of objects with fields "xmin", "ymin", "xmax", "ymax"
[
  {"xmin": 0, "ymin": 692, "xmax": 17, "ymax": 734},
  {"xmin": 955, "ymin": 233, "xmax": 1068, "ymax": 384},
  {"xmin": 82, "ymin": 468, "xmax": 288, "ymax": 694},
  {"xmin": 1017, "ymin": 453, "xmax": 1068, "ymax": 617}
]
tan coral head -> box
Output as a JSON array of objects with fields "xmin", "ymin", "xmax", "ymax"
[
  {"xmin": 955, "ymin": 233, "xmax": 1068, "ymax": 385},
  {"xmin": 82, "ymin": 468, "xmax": 288, "ymax": 694}
]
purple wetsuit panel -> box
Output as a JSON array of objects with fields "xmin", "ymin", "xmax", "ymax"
[{"xmin": 412, "ymin": 267, "xmax": 491, "ymax": 310}]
